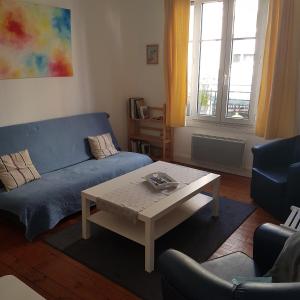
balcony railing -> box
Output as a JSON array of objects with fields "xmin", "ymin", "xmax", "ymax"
[{"xmin": 197, "ymin": 89, "xmax": 250, "ymax": 119}]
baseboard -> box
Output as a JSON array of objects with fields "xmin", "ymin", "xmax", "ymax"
[{"xmin": 173, "ymin": 155, "xmax": 252, "ymax": 177}]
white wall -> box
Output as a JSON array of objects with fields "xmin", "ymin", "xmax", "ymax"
[
  {"xmin": 77, "ymin": 0, "xmax": 126, "ymax": 147},
  {"xmin": 119, "ymin": 0, "xmax": 165, "ymax": 107},
  {"xmin": 79, "ymin": 0, "xmax": 166, "ymax": 148},
  {"xmin": 0, "ymin": 0, "xmax": 96, "ymax": 127}
]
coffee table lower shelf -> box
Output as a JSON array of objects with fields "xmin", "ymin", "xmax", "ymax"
[{"xmin": 87, "ymin": 193, "xmax": 212, "ymax": 246}]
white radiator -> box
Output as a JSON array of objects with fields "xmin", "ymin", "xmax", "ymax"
[{"xmin": 191, "ymin": 134, "xmax": 245, "ymax": 168}]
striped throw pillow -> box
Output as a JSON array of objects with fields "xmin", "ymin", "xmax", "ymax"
[
  {"xmin": 88, "ymin": 133, "xmax": 118, "ymax": 159},
  {"xmin": 0, "ymin": 150, "xmax": 41, "ymax": 191}
]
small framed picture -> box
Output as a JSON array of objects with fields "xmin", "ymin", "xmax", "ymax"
[{"xmin": 146, "ymin": 44, "xmax": 159, "ymax": 64}]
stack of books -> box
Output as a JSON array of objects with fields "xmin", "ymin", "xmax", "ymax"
[
  {"xmin": 129, "ymin": 98, "xmax": 149, "ymax": 119},
  {"xmin": 130, "ymin": 140, "xmax": 151, "ymax": 155}
]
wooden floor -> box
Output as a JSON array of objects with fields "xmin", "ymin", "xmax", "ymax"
[{"xmin": 0, "ymin": 171, "xmax": 278, "ymax": 300}]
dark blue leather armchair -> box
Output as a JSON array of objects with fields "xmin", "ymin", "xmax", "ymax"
[
  {"xmin": 251, "ymin": 135, "xmax": 300, "ymax": 220},
  {"xmin": 159, "ymin": 223, "xmax": 300, "ymax": 300}
]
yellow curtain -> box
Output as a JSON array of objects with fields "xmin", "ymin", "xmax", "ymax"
[
  {"xmin": 164, "ymin": 0, "xmax": 190, "ymax": 127},
  {"xmin": 256, "ymin": 0, "xmax": 299, "ymax": 139}
]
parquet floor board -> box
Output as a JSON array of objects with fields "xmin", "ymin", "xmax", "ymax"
[{"xmin": 0, "ymin": 170, "xmax": 278, "ymax": 299}]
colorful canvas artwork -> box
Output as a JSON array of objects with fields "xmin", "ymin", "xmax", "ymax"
[{"xmin": 0, "ymin": 0, "xmax": 73, "ymax": 79}]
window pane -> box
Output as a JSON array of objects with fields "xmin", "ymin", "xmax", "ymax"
[
  {"xmin": 197, "ymin": 2, "xmax": 223, "ymax": 117},
  {"xmin": 226, "ymin": 0, "xmax": 259, "ymax": 120},
  {"xmin": 226, "ymin": 39, "xmax": 255, "ymax": 119},
  {"xmin": 202, "ymin": 2, "xmax": 223, "ymax": 40},
  {"xmin": 227, "ymin": 91, "xmax": 251, "ymax": 119},
  {"xmin": 189, "ymin": 5, "xmax": 195, "ymax": 41},
  {"xmin": 233, "ymin": 0, "xmax": 259, "ymax": 38},
  {"xmin": 198, "ymin": 41, "xmax": 221, "ymax": 116},
  {"xmin": 229, "ymin": 39, "xmax": 255, "ymax": 88}
]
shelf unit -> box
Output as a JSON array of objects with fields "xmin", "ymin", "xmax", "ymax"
[{"xmin": 127, "ymin": 104, "xmax": 173, "ymax": 161}]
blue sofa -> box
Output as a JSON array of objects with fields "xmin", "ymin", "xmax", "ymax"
[
  {"xmin": 251, "ymin": 136, "xmax": 300, "ymax": 220},
  {"xmin": 0, "ymin": 113, "xmax": 152, "ymax": 240}
]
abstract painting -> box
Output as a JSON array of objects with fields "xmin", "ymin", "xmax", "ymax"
[{"xmin": 0, "ymin": 0, "xmax": 73, "ymax": 79}]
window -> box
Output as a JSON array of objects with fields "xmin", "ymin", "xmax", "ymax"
[{"xmin": 187, "ymin": 0, "xmax": 268, "ymax": 125}]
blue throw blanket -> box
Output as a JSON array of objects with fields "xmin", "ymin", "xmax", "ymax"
[{"xmin": 0, "ymin": 152, "xmax": 152, "ymax": 240}]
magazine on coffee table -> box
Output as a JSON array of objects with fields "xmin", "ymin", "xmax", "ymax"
[{"xmin": 144, "ymin": 172, "xmax": 179, "ymax": 190}]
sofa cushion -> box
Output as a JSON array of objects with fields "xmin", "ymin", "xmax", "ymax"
[
  {"xmin": 88, "ymin": 133, "xmax": 118, "ymax": 159},
  {"xmin": 0, "ymin": 151, "xmax": 152, "ymax": 240},
  {"xmin": 0, "ymin": 113, "xmax": 119, "ymax": 175},
  {"xmin": 0, "ymin": 150, "xmax": 41, "ymax": 191}
]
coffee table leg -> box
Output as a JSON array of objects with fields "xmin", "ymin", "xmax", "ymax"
[
  {"xmin": 212, "ymin": 177, "xmax": 220, "ymax": 217},
  {"xmin": 145, "ymin": 220, "xmax": 154, "ymax": 273},
  {"xmin": 82, "ymin": 195, "xmax": 91, "ymax": 239}
]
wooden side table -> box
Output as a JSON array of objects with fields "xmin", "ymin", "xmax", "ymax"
[
  {"xmin": 0, "ymin": 275, "xmax": 45, "ymax": 300},
  {"xmin": 128, "ymin": 104, "xmax": 174, "ymax": 162}
]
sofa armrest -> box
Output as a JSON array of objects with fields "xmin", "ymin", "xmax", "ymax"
[
  {"xmin": 253, "ymin": 223, "xmax": 293, "ymax": 274},
  {"xmin": 159, "ymin": 249, "xmax": 233, "ymax": 300},
  {"xmin": 252, "ymin": 138, "xmax": 295, "ymax": 169}
]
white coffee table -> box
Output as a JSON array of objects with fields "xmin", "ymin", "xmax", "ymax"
[
  {"xmin": 0, "ymin": 275, "xmax": 45, "ymax": 300},
  {"xmin": 81, "ymin": 161, "xmax": 220, "ymax": 273}
]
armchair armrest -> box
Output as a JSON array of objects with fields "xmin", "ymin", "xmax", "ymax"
[
  {"xmin": 253, "ymin": 223, "xmax": 293, "ymax": 274},
  {"xmin": 235, "ymin": 282, "xmax": 300, "ymax": 300},
  {"xmin": 287, "ymin": 162, "xmax": 300, "ymax": 208},
  {"xmin": 252, "ymin": 138, "xmax": 295, "ymax": 169},
  {"xmin": 159, "ymin": 249, "xmax": 233, "ymax": 300}
]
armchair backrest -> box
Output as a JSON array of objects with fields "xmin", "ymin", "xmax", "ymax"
[
  {"xmin": 0, "ymin": 113, "xmax": 119, "ymax": 175},
  {"xmin": 292, "ymin": 135, "xmax": 300, "ymax": 163},
  {"xmin": 253, "ymin": 223, "xmax": 292, "ymax": 274},
  {"xmin": 252, "ymin": 136, "xmax": 296, "ymax": 169}
]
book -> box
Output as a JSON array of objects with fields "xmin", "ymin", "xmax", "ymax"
[
  {"xmin": 140, "ymin": 105, "xmax": 150, "ymax": 119},
  {"xmin": 135, "ymin": 99, "xmax": 145, "ymax": 119},
  {"xmin": 130, "ymin": 140, "xmax": 151, "ymax": 155},
  {"xmin": 141, "ymin": 143, "xmax": 150, "ymax": 155},
  {"xmin": 131, "ymin": 140, "xmax": 137, "ymax": 152},
  {"xmin": 128, "ymin": 97, "xmax": 145, "ymax": 119},
  {"xmin": 128, "ymin": 97, "xmax": 134, "ymax": 119},
  {"xmin": 129, "ymin": 98, "xmax": 138, "ymax": 119}
]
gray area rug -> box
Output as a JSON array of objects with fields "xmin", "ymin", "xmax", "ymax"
[{"xmin": 45, "ymin": 196, "xmax": 256, "ymax": 300}]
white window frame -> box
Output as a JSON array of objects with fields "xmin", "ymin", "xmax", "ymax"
[{"xmin": 188, "ymin": 0, "xmax": 269, "ymax": 126}]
